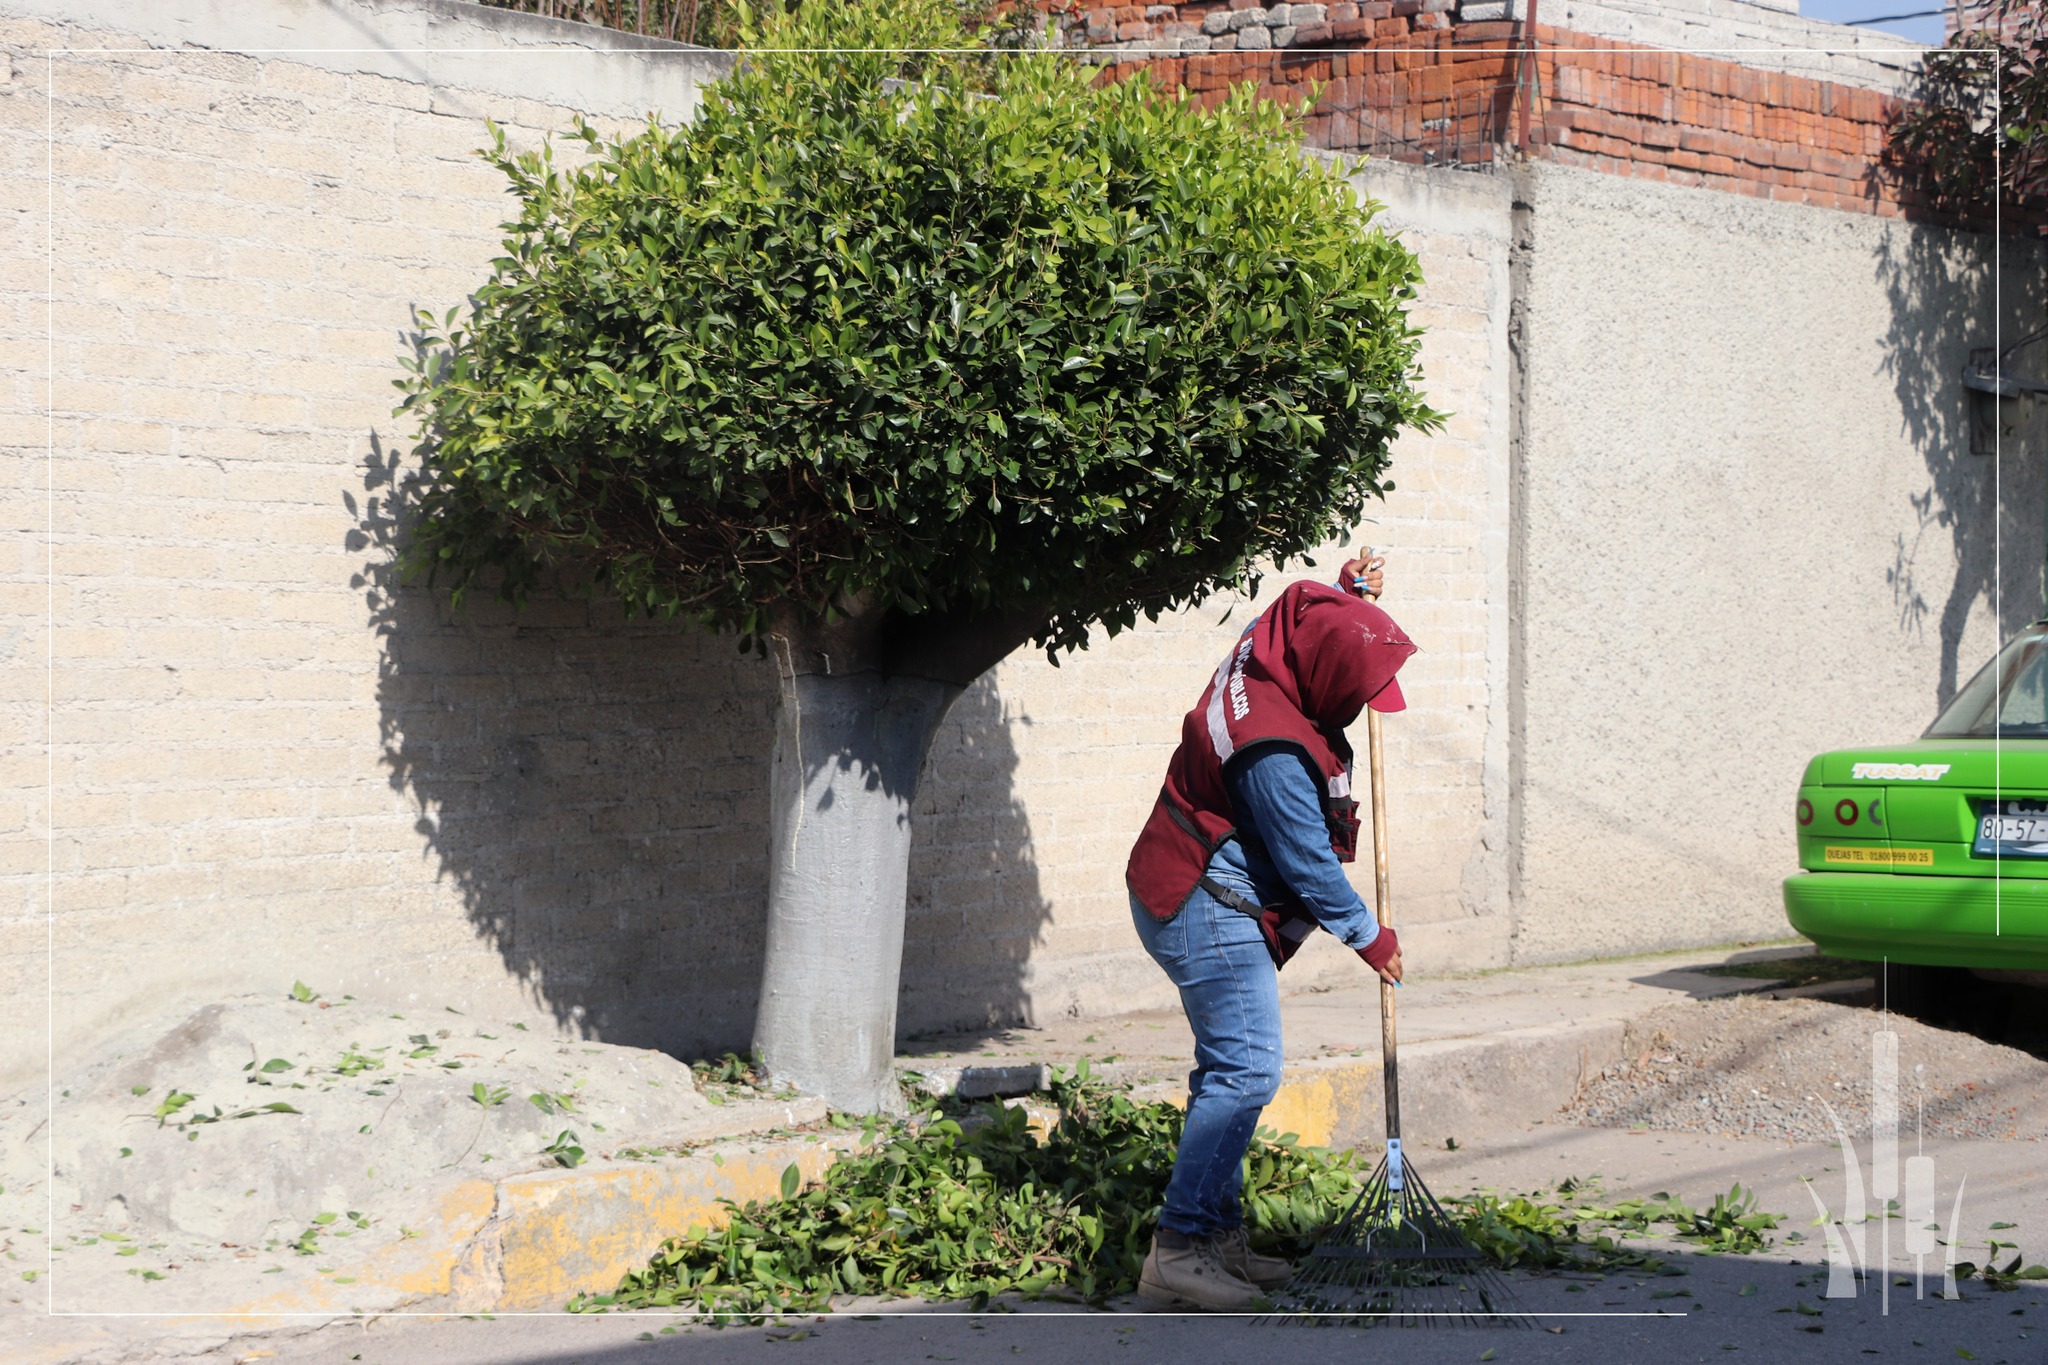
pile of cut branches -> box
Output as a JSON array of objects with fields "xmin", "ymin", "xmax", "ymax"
[{"xmin": 567, "ymin": 1068, "xmax": 1788, "ymax": 1316}]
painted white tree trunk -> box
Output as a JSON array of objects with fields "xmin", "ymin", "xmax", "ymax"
[{"xmin": 752, "ymin": 669, "xmax": 961, "ymax": 1112}]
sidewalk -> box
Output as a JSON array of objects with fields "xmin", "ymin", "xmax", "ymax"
[
  {"xmin": 6, "ymin": 941, "xmax": 1857, "ymax": 1364},
  {"xmin": 900, "ymin": 939, "xmax": 1856, "ymax": 1150}
]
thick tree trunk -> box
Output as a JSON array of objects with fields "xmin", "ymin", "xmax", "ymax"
[
  {"xmin": 753, "ymin": 668, "xmax": 959, "ymax": 1112},
  {"xmin": 749, "ymin": 604, "xmax": 1041, "ymax": 1112}
]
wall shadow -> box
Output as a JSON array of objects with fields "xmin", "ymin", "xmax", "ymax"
[
  {"xmin": 1874, "ymin": 221, "xmax": 2048, "ymax": 709},
  {"xmin": 899, "ymin": 678, "xmax": 1048, "ymax": 1040},
  {"xmin": 350, "ymin": 438, "xmax": 1047, "ymax": 1060}
]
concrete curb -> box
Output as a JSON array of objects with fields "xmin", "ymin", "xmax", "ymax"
[
  {"xmin": 218, "ymin": 1128, "xmax": 866, "ymax": 1317},
  {"xmin": 310, "ymin": 1013, "xmax": 1631, "ymax": 1314}
]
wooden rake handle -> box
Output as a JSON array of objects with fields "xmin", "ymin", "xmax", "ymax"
[{"xmin": 1367, "ymin": 704, "xmax": 1399, "ymax": 1142}]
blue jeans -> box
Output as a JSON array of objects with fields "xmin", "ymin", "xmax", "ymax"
[{"xmin": 1130, "ymin": 887, "xmax": 1283, "ymax": 1238}]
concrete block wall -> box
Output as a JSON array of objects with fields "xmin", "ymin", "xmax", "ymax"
[
  {"xmin": 5, "ymin": 0, "xmax": 1512, "ymax": 1084},
  {"xmin": 15, "ymin": 0, "xmax": 2033, "ymax": 1090},
  {"xmin": 1510, "ymin": 161, "xmax": 2048, "ymax": 962}
]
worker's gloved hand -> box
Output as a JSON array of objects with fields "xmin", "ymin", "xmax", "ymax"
[{"xmin": 1357, "ymin": 927, "xmax": 1402, "ymax": 985}]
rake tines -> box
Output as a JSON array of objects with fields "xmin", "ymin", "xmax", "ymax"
[
  {"xmin": 1267, "ymin": 1139, "xmax": 1526, "ymax": 1327},
  {"xmin": 1260, "ymin": 653, "xmax": 1526, "ymax": 1328}
]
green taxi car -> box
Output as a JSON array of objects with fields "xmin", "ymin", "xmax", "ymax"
[{"xmin": 1784, "ymin": 620, "xmax": 2048, "ymax": 989}]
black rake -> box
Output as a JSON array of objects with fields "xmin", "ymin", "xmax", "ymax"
[{"xmin": 1264, "ymin": 698, "xmax": 1528, "ymax": 1328}]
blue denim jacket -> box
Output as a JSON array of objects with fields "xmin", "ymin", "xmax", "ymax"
[{"xmin": 1200, "ymin": 744, "xmax": 1382, "ymax": 952}]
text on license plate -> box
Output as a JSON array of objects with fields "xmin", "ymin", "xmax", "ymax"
[
  {"xmin": 1973, "ymin": 798, "xmax": 2048, "ymax": 857},
  {"xmin": 1981, "ymin": 815, "xmax": 2048, "ymax": 843}
]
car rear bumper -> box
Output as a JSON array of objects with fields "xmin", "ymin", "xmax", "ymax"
[{"xmin": 1783, "ymin": 872, "xmax": 2048, "ymax": 969}]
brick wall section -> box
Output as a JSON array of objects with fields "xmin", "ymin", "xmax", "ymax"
[{"xmin": 1040, "ymin": 3, "xmax": 2042, "ymax": 229}]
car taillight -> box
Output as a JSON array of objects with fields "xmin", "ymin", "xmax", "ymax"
[{"xmin": 1835, "ymin": 799, "xmax": 1858, "ymax": 826}]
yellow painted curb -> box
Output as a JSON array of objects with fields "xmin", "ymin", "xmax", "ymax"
[{"xmin": 489, "ymin": 1134, "xmax": 860, "ymax": 1311}]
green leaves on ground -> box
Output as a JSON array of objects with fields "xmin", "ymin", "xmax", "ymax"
[
  {"xmin": 544, "ymin": 1131, "xmax": 587, "ymax": 1168},
  {"xmin": 333, "ymin": 1047, "xmax": 384, "ymax": 1077},
  {"xmin": 149, "ymin": 1087, "xmax": 300, "ymax": 1132},
  {"xmin": 1952, "ymin": 1237, "xmax": 2048, "ymax": 1290},
  {"xmin": 1458, "ymin": 1181, "xmax": 1778, "ymax": 1272},
  {"xmin": 472, "ymin": 1083, "xmax": 511, "ymax": 1108},
  {"xmin": 690, "ymin": 1053, "xmax": 790, "ymax": 1107},
  {"xmin": 151, "ymin": 1091, "xmax": 195, "ymax": 1125},
  {"xmin": 396, "ymin": 0, "xmax": 1440, "ymax": 659},
  {"xmin": 570, "ymin": 1065, "xmax": 1328, "ymax": 1315},
  {"xmin": 570, "ymin": 1067, "xmax": 1790, "ymax": 1316}
]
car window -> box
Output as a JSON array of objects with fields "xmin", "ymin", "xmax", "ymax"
[{"xmin": 1926, "ymin": 624, "xmax": 2048, "ymax": 738}]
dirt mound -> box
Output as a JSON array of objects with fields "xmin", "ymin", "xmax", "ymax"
[{"xmin": 1557, "ymin": 994, "xmax": 2048, "ymax": 1143}]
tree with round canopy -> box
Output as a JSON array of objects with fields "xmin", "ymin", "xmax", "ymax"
[{"xmin": 395, "ymin": 0, "xmax": 1442, "ymax": 1111}]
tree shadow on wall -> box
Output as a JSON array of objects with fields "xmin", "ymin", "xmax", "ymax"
[
  {"xmin": 1874, "ymin": 220, "xmax": 2048, "ymax": 708},
  {"xmin": 348, "ymin": 437, "xmax": 1049, "ymax": 1061}
]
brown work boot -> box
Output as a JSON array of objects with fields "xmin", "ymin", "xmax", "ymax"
[
  {"xmin": 1138, "ymin": 1228, "xmax": 1262, "ymax": 1311},
  {"xmin": 1211, "ymin": 1225, "xmax": 1294, "ymax": 1289}
]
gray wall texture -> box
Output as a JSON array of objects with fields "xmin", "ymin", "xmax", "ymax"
[
  {"xmin": 5, "ymin": 0, "xmax": 2043, "ymax": 1087},
  {"xmin": 1509, "ymin": 162, "xmax": 2048, "ymax": 963}
]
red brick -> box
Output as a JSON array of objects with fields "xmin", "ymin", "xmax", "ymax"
[{"xmin": 1638, "ymin": 120, "xmax": 1678, "ymax": 151}]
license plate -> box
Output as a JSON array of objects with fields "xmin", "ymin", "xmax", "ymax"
[{"xmin": 1973, "ymin": 799, "xmax": 2048, "ymax": 858}]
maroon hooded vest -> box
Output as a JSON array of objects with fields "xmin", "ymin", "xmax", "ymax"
[{"xmin": 1126, "ymin": 580, "xmax": 1416, "ymax": 951}]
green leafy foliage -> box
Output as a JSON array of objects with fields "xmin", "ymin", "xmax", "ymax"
[
  {"xmin": 1458, "ymin": 1181, "xmax": 1779, "ymax": 1272},
  {"xmin": 1953, "ymin": 1234, "xmax": 2048, "ymax": 1290},
  {"xmin": 569, "ymin": 1070, "xmax": 1785, "ymax": 1316},
  {"xmin": 397, "ymin": 0, "xmax": 1439, "ymax": 656},
  {"xmin": 151, "ymin": 1091, "xmax": 195, "ymax": 1125},
  {"xmin": 332, "ymin": 1047, "xmax": 385, "ymax": 1078},
  {"xmin": 545, "ymin": 1130, "xmax": 588, "ymax": 1168},
  {"xmin": 568, "ymin": 1064, "xmax": 1355, "ymax": 1314},
  {"xmin": 1886, "ymin": 1, "xmax": 2048, "ymax": 224}
]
